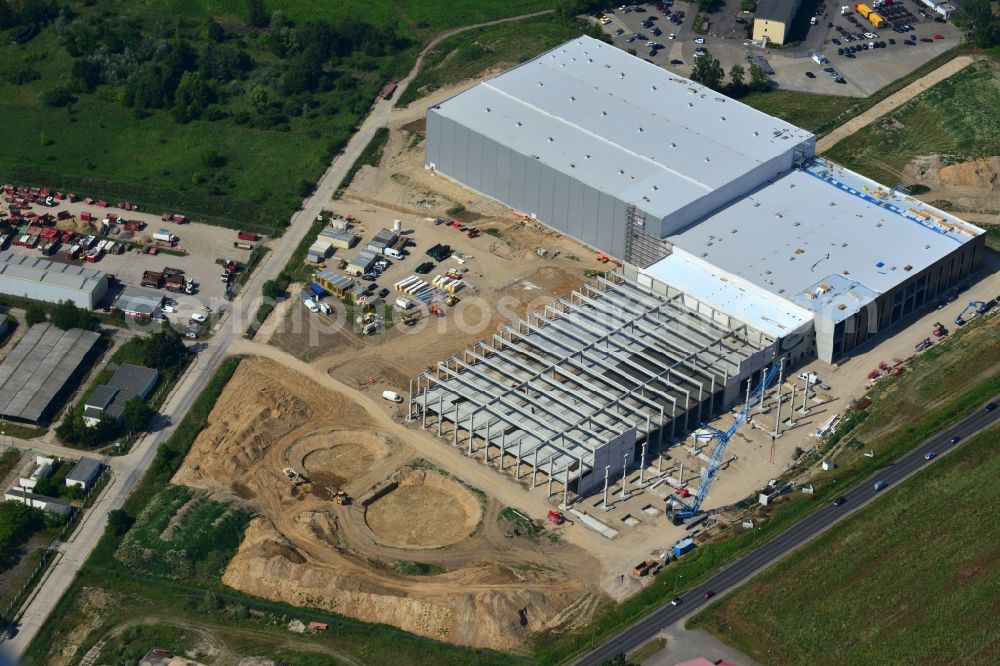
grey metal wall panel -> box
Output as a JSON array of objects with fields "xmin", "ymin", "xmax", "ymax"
[
  {"xmin": 481, "ymin": 136, "xmax": 498, "ymax": 194},
  {"xmin": 507, "ymin": 151, "xmax": 528, "ymax": 213},
  {"xmin": 465, "ymin": 130, "xmax": 484, "ymax": 191},
  {"xmin": 537, "ymin": 162, "xmax": 555, "ymax": 224},
  {"xmin": 523, "ymin": 155, "xmax": 541, "ymax": 217},
  {"xmin": 425, "ymin": 111, "xmax": 440, "ymax": 165},
  {"xmin": 496, "ymin": 143, "xmax": 512, "ymax": 203},
  {"xmin": 581, "ymin": 185, "xmax": 600, "ymax": 250},
  {"xmin": 566, "ymin": 178, "xmax": 584, "ymax": 242},
  {"xmin": 551, "ymin": 170, "xmax": 570, "ymax": 232},
  {"xmin": 452, "ymin": 123, "xmax": 469, "ymax": 181}
]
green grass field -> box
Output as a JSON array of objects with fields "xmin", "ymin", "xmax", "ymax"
[
  {"xmin": 0, "ymin": 1, "xmax": 562, "ymax": 233},
  {"xmin": 396, "ymin": 14, "xmax": 585, "ymax": 106},
  {"xmin": 690, "ymin": 425, "xmax": 1000, "ymax": 665},
  {"xmin": 826, "ymin": 61, "xmax": 1000, "ymax": 184},
  {"xmin": 115, "ymin": 485, "xmax": 253, "ymax": 580},
  {"xmin": 741, "ymin": 89, "xmax": 859, "ymax": 133},
  {"xmin": 532, "ymin": 315, "xmax": 1000, "ymax": 665}
]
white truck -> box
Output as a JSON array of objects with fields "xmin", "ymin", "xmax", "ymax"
[
  {"xmin": 319, "ymin": 302, "xmax": 333, "ymax": 315},
  {"xmin": 153, "ymin": 229, "xmax": 177, "ymax": 243},
  {"xmin": 395, "ymin": 297, "xmax": 413, "ymax": 310},
  {"xmin": 303, "ymin": 298, "xmax": 319, "ymax": 313},
  {"xmin": 382, "ymin": 390, "xmax": 403, "ymax": 403}
]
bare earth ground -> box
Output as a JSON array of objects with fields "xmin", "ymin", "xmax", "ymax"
[{"xmin": 173, "ymin": 357, "xmax": 599, "ymax": 650}]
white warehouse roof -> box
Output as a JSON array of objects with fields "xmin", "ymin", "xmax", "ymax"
[
  {"xmin": 430, "ymin": 36, "xmax": 813, "ymax": 222},
  {"xmin": 0, "ymin": 251, "xmax": 106, "ymax": 293},
  {"xmin": 659, "ymin": 159, "xmax": 984, "ymax": 324}
]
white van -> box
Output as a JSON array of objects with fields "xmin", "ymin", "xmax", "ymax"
[
  {"xmin": 303, "ymin": 298, "xmax": 319, "ymax": 313},
  {"xmin": 382, "ymin": 390, "xmax": 403, "ymax": 403},
  {"xmin": 385, "ymin": 247, "xmax": 404, "ymax": 260}
]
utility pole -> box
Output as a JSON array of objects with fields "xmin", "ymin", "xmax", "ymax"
[
  {"xmin": 770, "ymin": 358, "xmax": 784, "ymax": 439},
  {"xmin": 799, "ymin": 376, "xmax": 810, "ymax": 415},
  {"xmin": 602, "ymin": 465, "xmax": 611, "ymax": 510},
  {"xmin": 619, "ymin": 454, "xmax": 629, "ymax": 499},
  {"xmin": 788, "ymin": 384, "xmax": 798, "ymax": 427}
]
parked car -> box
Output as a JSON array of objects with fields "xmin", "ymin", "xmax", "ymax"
[
  {"xmin": 185, "ymin": 331, "xmax": 198, "ymax": 339},
  {"xmin": 693, "ymin": 36, "xmax": 705, "ymax": 44},
  {"xmin": 191, "ymin": 313, "xmax": 206, "ymax": 323},
  {"xmin": 805, "ymin": 71, "xmax": 816, "ymax": 78}
]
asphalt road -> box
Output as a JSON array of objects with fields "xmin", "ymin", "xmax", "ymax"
[{"xmin": 576, "ymin": 397, "xmax": 1000, "ymax": 666}]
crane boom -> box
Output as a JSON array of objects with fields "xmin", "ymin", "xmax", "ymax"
[{"xmin": 669, "ymin": 364, "xmax": 780, "ymax": 523}]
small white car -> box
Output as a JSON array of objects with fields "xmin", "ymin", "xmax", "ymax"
[
  {"xmin": 162, "ymin": 305, "xmax": 176, "ymax": 313},
  {"xmin": 694, "ymin": 37, "xmax": 705, "ymax": 44},
  {"xmin": 190, "ymin": 313, "xmax": 207, "ymax": 323},
  {"xmin": 669, "ymin": 33, "xmax": 676, "ymax": 39}
]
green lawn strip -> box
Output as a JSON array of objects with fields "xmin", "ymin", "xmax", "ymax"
[
  {"xmin": 741, "ymin": 89, "xmax": 859, "ymax": 133},
  {"xmin": 689, "ymin": 425, "xmax": 1000, "ymax": 665},
  {"xmin": 532, "ymin": 318, "xmax": 1000, "ymax": 665},
  {"xmin": 27, "ymin": 568, "xmax": 525, "ymax": 666},
  {"xmin": 333, "ymin": 127, "xmax": 391, "ymax": 198},
  {"xmin": 395, "ymin": 14, "xmax": 584, "ymax": 107},
  {"xmin": 825, "ymin": 60, "xmax": 1000, "ymax": 184}
]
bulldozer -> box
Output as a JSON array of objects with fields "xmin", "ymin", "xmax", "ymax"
[{"xmin": 283, "ymin": 467, "xmax": 309, "ymax": 486}]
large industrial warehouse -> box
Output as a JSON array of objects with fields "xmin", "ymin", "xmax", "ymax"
[
  {"xmin": 417, "ymin": 36, "xmax": 985, "ymax": 500},
  {"xmin": 0, "ymin": 251, "xmax": 109, "ymax": 308},
  {"xmin": 0, "ymin": 323, "xmax": 101, "ymax": 425},
  {"xmin": 425, "ymin": 36, "xmax": 984, "ymax": 363}
]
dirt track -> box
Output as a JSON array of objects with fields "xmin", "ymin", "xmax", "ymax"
[{"xmin": 817, "ymin": 55, "xmax": 983, "ymax": 154}]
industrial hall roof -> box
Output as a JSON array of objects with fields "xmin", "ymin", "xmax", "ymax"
[
  {"xmin": 430, "ymin": 36, "xmax": 813, "ymax": 221},
  {"xmin": 755, "ymin": 0, "xmax": 803, "ymax": 25},
  {"xmin": 0, "ymin": 323, "xmax": 100, "ymax": 423},
  {"xmin": 0, "ymin": 251, "xmax": 106, "ymax": 292}
]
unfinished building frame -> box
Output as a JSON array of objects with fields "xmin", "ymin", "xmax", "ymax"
[{"xmin": 409, "ymin": 273, "xmax": 776, "ymax": 504}]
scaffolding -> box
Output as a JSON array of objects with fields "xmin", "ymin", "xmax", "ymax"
[
  {"xmin": 623, "ymin": 204, "xmax": 672, "ymax": 269},
  {"xmin": 408, "ymin": 272, "xmax": 772, "ymax": 504}
]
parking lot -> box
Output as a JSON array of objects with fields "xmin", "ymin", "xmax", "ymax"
[
  {"xmin": 4, "ymin": 196, "xmax": 255, "ymax": 327},
  {"xmin": 597, "ymin": 1, "xmax": 964, "ymax": 96}
]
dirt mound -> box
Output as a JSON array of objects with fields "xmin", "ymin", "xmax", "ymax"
[
  {"xmin": 292, "ymin": 429, "xmax": 394, "ymax": 487},
  {"xmin": 364, "ymin": 468, "xmax": 482, "ymax": 549},
  {"xmin": 225, "ymin": 519, "xmax": 586, "ymax": 649},
  {"xmin": 178, "ymin": 357, "xmax": 593, "ymax": 651},
  {"xmin": 173, "ymin": 358, "xmax": 370, "ymax": 494},
  {"xmin": 938, "ymin": 157, "xmax": 1000, "ymax": 189}
]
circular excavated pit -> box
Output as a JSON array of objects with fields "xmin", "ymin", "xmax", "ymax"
[
  {"xmin": 365, "ymin": 468, "xmax": 482, "ymax": 549},
  {"xmin": 294, "ymin": 430, "xmax": 393, "ymax": 487}
]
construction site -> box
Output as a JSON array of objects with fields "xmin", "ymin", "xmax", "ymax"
[{"xmin": 192, "ymin": 37, "xmax": 997, "ymax": 652}]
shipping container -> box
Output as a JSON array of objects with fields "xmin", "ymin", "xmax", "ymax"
[{"xmin": 672, "ymin": 538, "xmax": 696, "ymax": 557}]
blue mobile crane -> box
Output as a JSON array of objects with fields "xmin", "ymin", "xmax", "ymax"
[
  {"xmin": 954, "ymin": 301, "xmax": 988, "ymax": 327},
  {"xmin": 668, "ymin": 364, "xmax": 781, "ymax": 525}
]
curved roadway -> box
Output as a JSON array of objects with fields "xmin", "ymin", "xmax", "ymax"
[{"xmin": 576, "ymin": 398, "xmax": 1000, "ymax": 665}]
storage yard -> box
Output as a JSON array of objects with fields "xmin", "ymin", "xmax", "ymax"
[{"xmin": 0, "ymin": 184, "xmax": 256, "ymax": 328}]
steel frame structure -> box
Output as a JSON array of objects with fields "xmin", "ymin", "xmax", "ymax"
[{"xmin": 408, "ymin": 272, "xmax": 772, "ymax": 503}]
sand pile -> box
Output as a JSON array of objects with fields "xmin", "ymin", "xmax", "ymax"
[
  {"xmin": 938, "ymin": 157, "xmax": 1000, "ymax": 189},
  {"xmin": 224, "ymin": 519, "xmax": 585, "ymax": 649}
]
